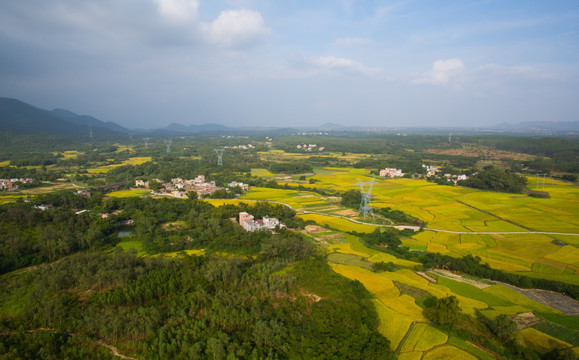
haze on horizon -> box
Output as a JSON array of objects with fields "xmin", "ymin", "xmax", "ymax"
[{"xmin": 0, "ymin": 0, "xmax": 578, "ymax": 130}]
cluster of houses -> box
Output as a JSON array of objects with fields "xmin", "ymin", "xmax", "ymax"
[
  {"xmin": 422, "ymin": 165, "xmax": 468, "ymax": 184},
  {"xmin": 238, "ymin": 212, "xmax": 285, "ymax": 232},
  {"xmin": 136, "ymin": 176, "xmax": 249, "ymax": 198},
  {"xmin": 378, "ymin": 165, "xmax": 469, "ymax": 185},
  {"xmin": 224, "ymin": 144, "xmax": 255, "ymax": 150},
  {"xmin": 0, "ymin": 178, "xmax": 33, "ymax": 191},
  {"xmin": 296, "ymin": 144, "xmax": 325, "ymax": 152},
  {"xmin": 379, "ymin": 168, "xmax": 404, "ymax": 178}
]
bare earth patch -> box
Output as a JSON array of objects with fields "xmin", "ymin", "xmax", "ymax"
[
  {"xmin": 305, "ymin": 225, "xmax": 329, "ymax": 233},
  {"xmin": 513, "ymin": 312, "xmax": 543, "ymax": 329},
  {"xmin": 335, "ymin": 209, "xmax": 358, "ymax": 216}
]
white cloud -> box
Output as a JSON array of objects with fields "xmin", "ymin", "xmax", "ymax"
[
  {"xmin": 201, "ymin": 9, "xmax": 270, "ymax": 48},
  {"xmin": 413, "ymin": 58, "xmax": 465, "ymax": 85},
  {"xmin": 154, "ymin": 0, "xmax": 199, "ymax": 22},
  {"xmin": 307, "ymin": 55, "xmax": 381, "ymax": 75}
]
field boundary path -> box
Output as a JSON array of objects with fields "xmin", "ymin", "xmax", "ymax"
[
  {"xmin": 454, "ymin": 199, "xmax": 535, "ymax": 231},
  {"xmin": 394, "ymin": 321, "xmax": 418, "ymax": 354}
]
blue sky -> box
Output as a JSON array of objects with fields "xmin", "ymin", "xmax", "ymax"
[{"xmin": 0, "ymin": 0, "xmax": 577, "ymax": 129}]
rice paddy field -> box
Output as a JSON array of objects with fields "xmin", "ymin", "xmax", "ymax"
[
  {"xmin": 239, "ymin": 165, "xmax": 579, "ymax": 285},
  {"xmin": 107, "ymin": 189, "xmax": 151, "ymax": 198},
  {"xmin": 86, "ymin": 156, "xmax": 151, "ymax": 173}
]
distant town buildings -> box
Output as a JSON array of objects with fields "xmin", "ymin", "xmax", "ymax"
[
  {"xmin": 75, "ymin": 190, "xmax": 91, "ymax": 197},
  {"xmin": 135, "ymin": 179, "xmax": 149, "ymax": 188},
  {"xmin": 379, "ymin": 168, "xmax": 404, "ymax": 178},
  {"xmin": 0, "ymin": 178, "xmax": 33, "ymax": 191},
  {"xmin": 224, "ymin": 144, "xmax": 255, "ymax": 150},
  {"xmin": 423, "ymin": 164, "xmax": 441, "ymax": 177},
  {"xmin": 296, "ymin": 144, "xmax": 323, "ymax": 152},
  {"xmin": 228, "ymin": 181, "xmax": 249, "ymax": 191},
  {"xmin": 136, "ymin": 175, "xmax": 249, "ymax": 198},
  {"xmin": 238, "ymin": 212, "xmax": 284, "ymax": 232}
]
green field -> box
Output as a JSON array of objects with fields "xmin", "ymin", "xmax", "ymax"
[{"xmin": 532, "ymin": 321, "xmax": 579, "ymax": 346}]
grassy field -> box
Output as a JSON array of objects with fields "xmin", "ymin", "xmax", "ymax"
[{"xmin": 115, "ymin": 240, "xmax": 146, "ymax": 256}]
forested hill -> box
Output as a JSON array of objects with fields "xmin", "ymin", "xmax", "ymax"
[{"xmin": 0, "ymin": 97, "xmax": 126, "ymax": 137}]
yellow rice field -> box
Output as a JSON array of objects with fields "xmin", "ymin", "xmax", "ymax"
[
  {"xmin": 400, "ymin": 323, "xmax": 448, "ymax": 353},
  {"xmin": 87, "ymin": 157, "xmax": 152, "ymax": 173},
  {"xmin": 107, "ymin": 189, "xmax": 151, "ymax": 198},
  {"xmin": 298, "ymin": 213, "xmax": 377, "ymax": 233},
  {"xmin": 519, "ymin": 328, "xmax": 573, "ymax": 354},
  {"xmin": 422, "ymin": 345, "xmax": 477, "ymax": 360}
]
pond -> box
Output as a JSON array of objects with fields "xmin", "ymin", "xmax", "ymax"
[{"xmin": 117, "ymin": 225, "xmax": 135, "ymax": 238}]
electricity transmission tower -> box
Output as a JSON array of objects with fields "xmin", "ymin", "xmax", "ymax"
[
  {"xmin": 143, "ymin": 138, "xmax": 150, "ymax": 148},
  {"xmin": 89, "ymin": 126, "xmax": 93, "ymax": 139},
  {"xmin": 214, "ymin": 148, "xmax": 225, "ymax": 166},
  {"xmin": 164, "ymin": 139, "xmax": 172, "ymax": 153},
  {"xmin": 448, "ymin": 133, "xmax": 452, "ymax": 143},
  {"xmin": 355, "ymin": 178, "xmax": 375, "ymax": 219},
  {"xmin": 536, "ymin": 173, "xmax": 546, "ymax": 189}
]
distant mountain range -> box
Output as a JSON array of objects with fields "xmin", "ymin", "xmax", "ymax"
[
  {"xmin": 0, "ymin": 97, "xmax": 577, "ymax": 137},
  {"xmin": 0, "ymin": 97, "xmax": 128, "ymax": 137}
]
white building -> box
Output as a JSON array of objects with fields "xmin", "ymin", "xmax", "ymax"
[
  {"xmin": 380, "ymin": 168, "xmax": 404, "ymax": 178},
  {"xmin": 239, "ymin": 212, "xmax": 284, "ymax": 232}
]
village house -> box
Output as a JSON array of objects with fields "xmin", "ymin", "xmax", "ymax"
[
  {"xmin": 379, "ymin": 168, "xmax": 404, "ymax": 178},
  {"xmin": 135, "ymin": 179, "xmax": 149, "ymax": 188},
  {"xmin": 238, "ymin": 212, "xmax": 285, "ymax": 232}
]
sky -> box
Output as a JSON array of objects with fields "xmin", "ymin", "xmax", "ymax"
[{"xmin": 0, "ymin": 0, "xmax": 578, "ymax": 129}]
